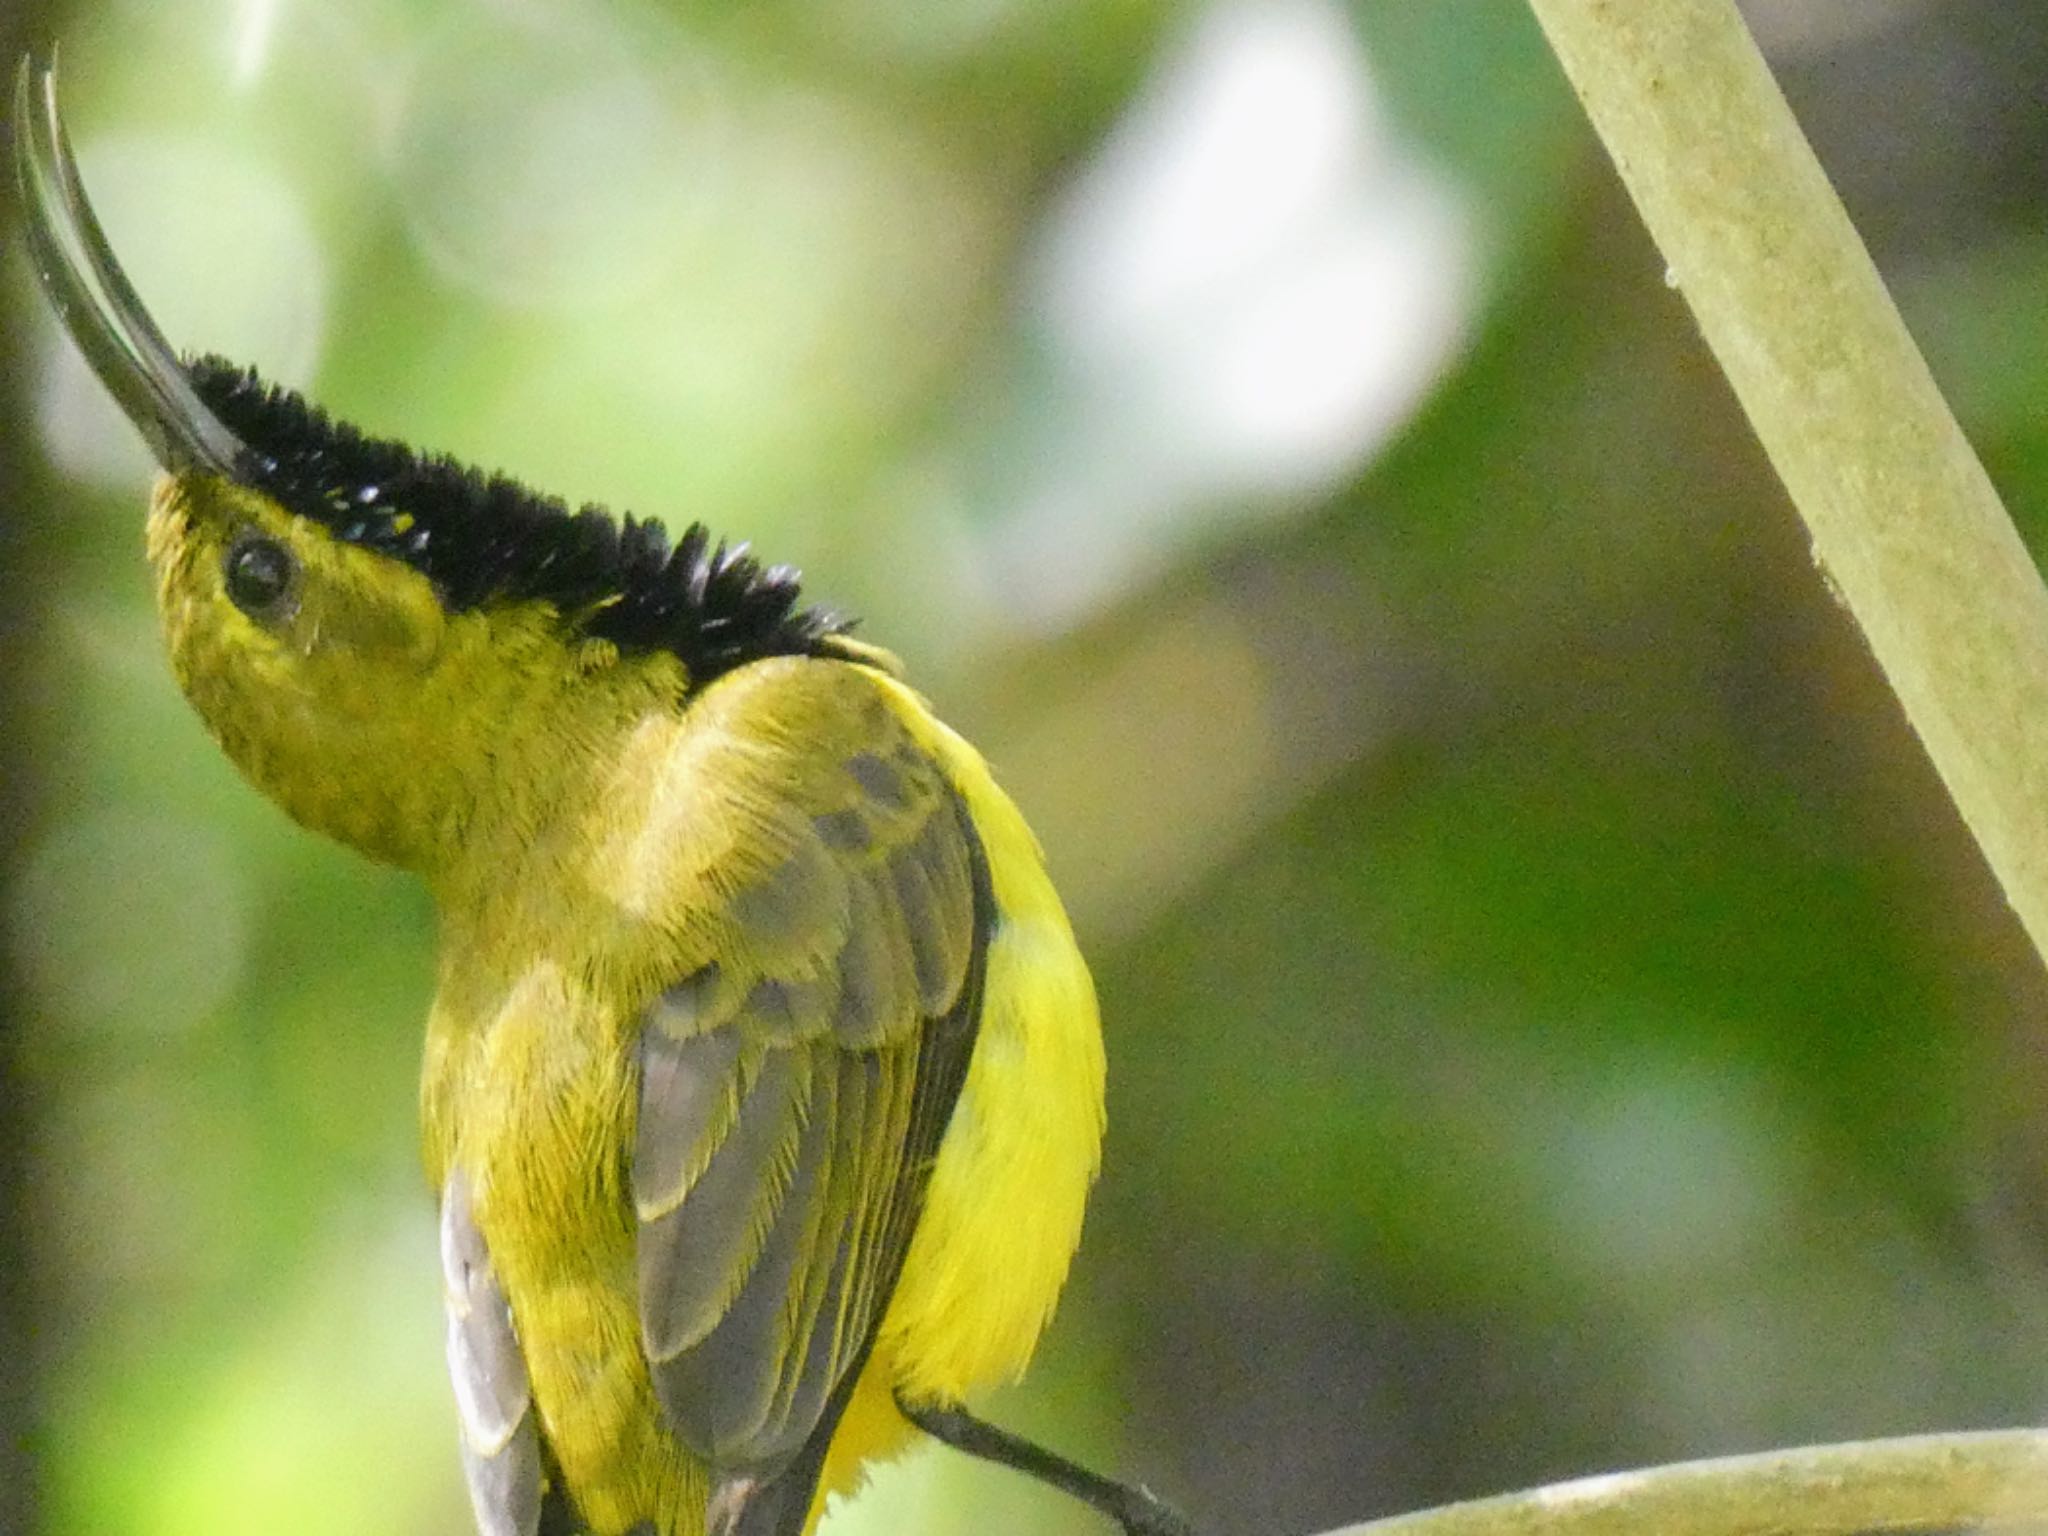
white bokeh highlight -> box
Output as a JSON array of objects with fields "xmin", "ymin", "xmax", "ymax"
[{"xmin": 988, "ymin": 0, "xmax": 1478, "ymax": 629}]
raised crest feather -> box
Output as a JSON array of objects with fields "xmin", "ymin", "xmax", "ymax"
[
  {"xmin": 15, "ymin": 54, "xmax": 850, "ymax": 686},
  {"xmin": 187, "ymin": 360, "xmax": 853, "ymax": 682}
]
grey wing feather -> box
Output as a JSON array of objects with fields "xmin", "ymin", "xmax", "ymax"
[
  {"xmin": 631, "ymin": 740, "xmax": 993, "ymax": 1521},
  {"xmin": 891, "ymin": 809, "xmax": 976, "ymax": 1013},
  {"xmin": 632, "ymin": 1018, "xmax": 750, "ymax": 1225},
  {"xmin": 766, "ymin": 1051, "xmax": 873, "ymax": 1437},
  {"xmin": 650, "ymin": 1057, "xmax": 842, "ymax": 1462},
  {"xmin": 442, "ymin": 1171, "xmax": 543, "ymax": 1536},
  {"xmin": 461, "ymin": 1433, "xmax": 546, "ymax": 1536},
  {"xmin": 640, "ymin": 1047, "xmax": 813, "ymax": 1356},
  {"xmin": 830, "ymin": 864, "xmax": 916, "ymax": 1047}
]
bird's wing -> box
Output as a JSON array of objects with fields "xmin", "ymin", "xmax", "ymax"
[
  {"xmin": 443, "ymin": 1169, "xmax": 545, "ymax": 1536},
  {"xmin": 630, "ymin": 658, "xmax": 991, "ymax": 1522}
]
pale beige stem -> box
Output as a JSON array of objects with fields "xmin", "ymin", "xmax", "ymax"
[
  {"xmin": 1522, "ymin": 0, "xmax": 2048, "ymax": 966},
  {"xmin": 1317, "ymin": 1430, "xmax": 2048, "ymax": 1536}
]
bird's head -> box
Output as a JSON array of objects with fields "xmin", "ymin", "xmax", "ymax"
[{"xmin": 15, "ymin": 59, "xmax": 861, "ymax": 873}]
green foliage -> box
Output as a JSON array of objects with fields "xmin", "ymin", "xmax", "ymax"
[{"xmin": 6, "ymin": 3, "xmax": 2048, "ymax": 1534}]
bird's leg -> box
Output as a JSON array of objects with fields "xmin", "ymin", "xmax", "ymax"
[{"xmin": 896, "ymin": 1393, "xmax": 1195, "ymax": 1536}]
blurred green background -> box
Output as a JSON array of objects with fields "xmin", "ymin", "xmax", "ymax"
[{"xmin": 5, "ymin": 2, "xmax": 2048, "ymax": 1534}]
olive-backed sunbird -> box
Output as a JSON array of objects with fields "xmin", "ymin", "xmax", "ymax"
[{"xmin": 14, "ymin": 57, "xmax": 1191, "ymax": 1536}]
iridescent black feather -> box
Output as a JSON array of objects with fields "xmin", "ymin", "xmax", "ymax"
[{"xmin": 187, "ymin": 358, "xmax": 852, "ymax": 684}]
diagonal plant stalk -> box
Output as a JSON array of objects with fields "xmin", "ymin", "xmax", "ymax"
[
  {"xmin": 1285, "ymin": 11, "xmax": 2048, "ymax": 1536},
  {"xmin": 1523, "ymin": 0, "xmax": 2048, "ymax": 970},
  {"xmin": 1316, "ymin": 1430, "xmax": 2048, "ymax": 1536}
]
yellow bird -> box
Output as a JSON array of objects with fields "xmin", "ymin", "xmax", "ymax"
[{"xmin": 15, "ymin": 58, "xmax": 1189, "ymax": 1536}]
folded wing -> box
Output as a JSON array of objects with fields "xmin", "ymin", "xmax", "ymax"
[{"xmin": 630, "ymin": 662, "xmax": 991, "ymax": 1531}]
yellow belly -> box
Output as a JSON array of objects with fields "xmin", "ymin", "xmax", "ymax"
[{"xmin": 868, "ymin": 687, "xmax": 1105, "ymax": 1402}]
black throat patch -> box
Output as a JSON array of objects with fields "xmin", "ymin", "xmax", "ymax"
[{"xmin": 187, "ymin": 357, "xmax": 853, "ymax": 684}]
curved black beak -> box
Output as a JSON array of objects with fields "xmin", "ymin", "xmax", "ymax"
[{"xmin": 13, "ymin": 52, "xmax": 246, "ymax": 476}]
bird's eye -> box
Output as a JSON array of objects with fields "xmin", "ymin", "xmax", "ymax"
[{"xmin": 223, "ymin": 533, "xmax": 297, "ymax": 619}]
